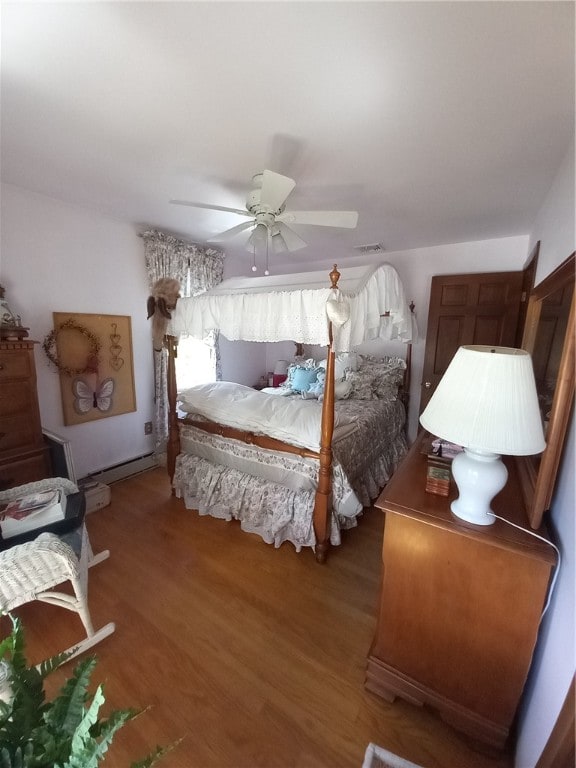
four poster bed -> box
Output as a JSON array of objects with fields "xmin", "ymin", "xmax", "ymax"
[{"xmin": 165, "ymin": 263, "xmax": 414, "ymax": 562}]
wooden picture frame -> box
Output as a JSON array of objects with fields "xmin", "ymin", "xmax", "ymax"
[
  {"xmin": 51, "ymin": 312, "xmax": 137, "ymax": 426},
  {"xmin": 517, "ymin": 252, "xmax": 575, "ymax": 529}
]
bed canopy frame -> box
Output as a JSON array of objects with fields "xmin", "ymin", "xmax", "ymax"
[{"xmin": 165, "ymin": 263, "xmax": 413, "ymax": 563}]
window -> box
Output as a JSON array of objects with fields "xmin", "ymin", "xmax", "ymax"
[{"xmin": 175, "ymin": 335, "xmax": 216, "ymax": 390}]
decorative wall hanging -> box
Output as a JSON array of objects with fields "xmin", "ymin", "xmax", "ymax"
[{"xmin": 44, "ymin": 313, "xmax": 136, "ymax": 426}]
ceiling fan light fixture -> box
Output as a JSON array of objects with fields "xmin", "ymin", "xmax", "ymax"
[
  {"xmin": 246, "ymin": 222, "xmax": 267, "ymax": 252},
  {"xmin": 254, "ymin": 222, "xmax": 268, "ymax": 243},
  {"xmin": 271, "ymin": 231, "xmax": 288, "ymax": 254},
  {"xmin": 247, "ymin": 222, "xmax": 272, "ymax": 274}
]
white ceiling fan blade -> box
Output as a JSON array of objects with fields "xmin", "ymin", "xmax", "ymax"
[
  {"xmin": 260, "ymin": 170, "xmax": 296, "ymax": 212},
  {"xmin": 279, "ymin": 210, "xmax": 359, "ymax": 228},
  {"xmin": 273, "ymin": 222, "xmax": 307, "ymax": 252},
  {"xmin": 170, "ymin": 200, "xmax": 250, "ymax": 217},
  {"xmin": 208, "ymin": 220, "xmax": 255, "ymax": 242}
]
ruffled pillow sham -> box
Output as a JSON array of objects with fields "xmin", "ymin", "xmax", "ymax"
[
  {"xmin": 284, "ymin": 359, "xmax": 321, "ymax": 393},
  {"xmin": 345, "ymin": 355, "xmax": 406, "ymax": 401}
]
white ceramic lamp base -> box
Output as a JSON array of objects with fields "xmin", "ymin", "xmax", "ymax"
[{"xmin": 450, "ymin": 448, "xmax": 508, "ymax": 526}]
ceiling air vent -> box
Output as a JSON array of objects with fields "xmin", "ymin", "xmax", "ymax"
[{"xmin": 353, "ymin": 242, "xmax": 385, "ymax": 255}]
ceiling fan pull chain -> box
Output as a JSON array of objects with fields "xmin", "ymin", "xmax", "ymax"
[{"xmin": 264, "ymin": 231, "xmax": 270, "ymax": 276}]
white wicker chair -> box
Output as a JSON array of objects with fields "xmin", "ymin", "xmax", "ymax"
[{"xmin": 0, "ymin": 479, "xmax": 115, "ymax": 661}]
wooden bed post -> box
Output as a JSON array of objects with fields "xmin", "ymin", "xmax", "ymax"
[
  {"xmin": 165, "ymin": 334, "xmax": 181, "ymax": 490},
  {"xmin": 312, "ymin": 264, "xmax": 340, "ymax": 564}
]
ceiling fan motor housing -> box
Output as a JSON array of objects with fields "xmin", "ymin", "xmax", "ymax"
[{"xmin": 246, "ymin": 189, "xmax": 283, "ymax": 218}]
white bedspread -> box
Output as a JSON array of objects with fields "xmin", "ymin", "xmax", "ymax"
[{"xmin": 178, "ymin": 381, "xmax": 357, "ymax": 451}]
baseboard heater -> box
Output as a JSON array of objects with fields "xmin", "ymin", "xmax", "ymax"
[{"xmin": 83, "ymin": 453, "xmax": 159, "ymax": 485}]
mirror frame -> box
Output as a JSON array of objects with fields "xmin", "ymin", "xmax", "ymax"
[{"xmin": 517, "ymin": 251, "xmax": 575, "ymax": 529}]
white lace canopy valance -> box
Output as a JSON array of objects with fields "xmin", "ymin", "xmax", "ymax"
[{"xmin": 168, "ymin": 263, "xmax": 413, "ymax": 352}]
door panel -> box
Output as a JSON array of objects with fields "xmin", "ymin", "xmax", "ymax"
[
  {"xmin": 475, "ymin": 316, "xmax": 504, "ymax": 344},
  {"xmin": 420, "ymin": 271, "xmax": 524, "ymax": 414},
  {"xmin": 434, "ymin": 316, "xmax": 465, "ymax": 373},
  {"xmin": 477, "ymin": 281, "xmax": 513, "ymax": 305}
]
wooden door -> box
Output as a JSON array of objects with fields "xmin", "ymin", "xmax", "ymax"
[{"xmin": 420, "ymin": 271, "xmax": 524, "ymax": 414}]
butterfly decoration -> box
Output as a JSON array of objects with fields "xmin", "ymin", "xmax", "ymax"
[{"xmin": 72, "ymin": 377, "xmax": 115, "ymax": 415}]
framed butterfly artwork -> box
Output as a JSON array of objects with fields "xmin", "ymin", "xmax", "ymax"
[{"xmin": 48, "ymin": 312, "xmax": 136, "ymax": 426}]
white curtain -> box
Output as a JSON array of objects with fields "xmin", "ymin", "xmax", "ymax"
[{"xmin": 140, "ymin": 229, "xmax": 224, "ymax": 452}]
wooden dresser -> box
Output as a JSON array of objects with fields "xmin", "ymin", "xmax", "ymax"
[
  {"xmin": 366, "ymin": 431, "xmax": 556, "ymax": 748},
  {"xmin": 0, "ymin": 339, "xmax": 51, "ymax": 490}
]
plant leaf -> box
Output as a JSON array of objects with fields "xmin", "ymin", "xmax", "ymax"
[
  {"xmin": 63, "ymin": 708, "xmax": 139, "ymax": 768},
  {"xmin": 45, "ymin": 658, "xmax": 97, "ymax": 735},
  {"xmin": 130, "ymin": 740, "xmax": 183, "ymax": 768},
  {"xmin": 69, "ymin": 684, "xmax": 105, "ymax": 751}
]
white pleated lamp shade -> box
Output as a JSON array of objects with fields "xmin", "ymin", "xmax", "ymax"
[
  {"xmin": 273, "ymin": 360, "xmax": 289, "ymax": 376},
  {"xmin": 420, "ymin": 345, "xmax": 546, "ymax": 456}
]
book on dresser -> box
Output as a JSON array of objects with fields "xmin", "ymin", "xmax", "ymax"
[{"xmin": 0, "ymin": 489, "xmax": 67, "ymax": 538}]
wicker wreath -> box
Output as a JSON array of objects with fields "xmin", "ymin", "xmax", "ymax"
[{"xmin": 42, "ymin": 319, "xmax": 101, "ymax": 377}]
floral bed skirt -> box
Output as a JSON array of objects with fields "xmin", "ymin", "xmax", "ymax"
[{"xmin": 173, "ymin": 415, "xmax": 407, "ymax": 553}]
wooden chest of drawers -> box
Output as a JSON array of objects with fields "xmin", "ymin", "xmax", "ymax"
[
  {"xmin": 0, "ymin": 340, "xmax": 51, "ymax": 490},
  {"xmin": 366, "ymin": 432, "xmax": 556, "ymax": 748}
]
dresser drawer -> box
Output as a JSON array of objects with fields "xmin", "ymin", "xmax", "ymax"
[
  {"xmin": 0, "ymin": 348, "xmax": 34, "ymax": 380},
  {"xmin": 0, "ymin": 413, "xmax": 38, "ymax": 453},
  {"xmin": 0, "ymin": 380, "xmax": 37, "ymax": 418},
  {"xmin": 0, "ymin": 447, "xmax": 51, "ymax": 491}
]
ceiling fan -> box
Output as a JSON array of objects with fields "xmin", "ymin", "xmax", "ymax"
[{"xmin": 170, "ymin": 170, "xmax": 359, "ymax": 272}]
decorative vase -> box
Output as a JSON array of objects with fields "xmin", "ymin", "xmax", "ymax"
[{"xmin": 0, "ymin": 285, "xmax": 28, "ymax": 339}]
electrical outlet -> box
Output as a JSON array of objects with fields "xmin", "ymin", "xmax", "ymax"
[{"xmin": 144, "ymin": 421, "xmax": 153, "ymax": 435}]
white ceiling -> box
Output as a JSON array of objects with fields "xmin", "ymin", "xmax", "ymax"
[{"xmin": 1, "ymin": 1, "xmax": 574, "ymax": 271}]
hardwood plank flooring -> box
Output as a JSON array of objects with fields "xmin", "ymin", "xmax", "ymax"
[{"xmin": 6, "ymin": 469, "xmax": 513, "ymax": 768}]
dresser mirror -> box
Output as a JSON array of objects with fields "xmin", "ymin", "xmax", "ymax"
[{"xmin": 517, "ymin": 251, "xmax": 575, "ymax": 529}]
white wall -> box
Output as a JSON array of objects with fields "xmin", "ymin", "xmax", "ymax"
[
  {"xmin": 0, "ymin": 183, "xmax": 155, "ymax": 478},
  {"xmin": 514, "ymin": 139, "xmax": 575, "ymax": 768},
  {"xmin": 0, "ymin": 185, "xmax": 265, "ymax": 475},
  {"xmin": 215, "ymin": 251, "xmax": 267, "ymax": 386},
  {"xmin": 219, "ymin": 337, "xmax": 267, "ymax": 386},
  {"xmin": 529, "ymin": 139, "xmax": 575, "ymax": 285}
]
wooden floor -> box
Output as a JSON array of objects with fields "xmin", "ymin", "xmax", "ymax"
[{"xmin": 8, "ymin": 468, "xmax": 514, "ymax": 768}]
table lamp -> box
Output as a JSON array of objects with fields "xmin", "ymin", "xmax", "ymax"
[
  {"xmin": 273, "ymin": 359, "xmax": 289, "ymax": 387},
  {"xmin": 419, "ymin": 345, "xmax": 546, "ymax": 526}
]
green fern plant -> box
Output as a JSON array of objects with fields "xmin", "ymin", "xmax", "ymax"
[{"xmin": 0, "ymin": 615, "xmax": 172, "ymax": 768}]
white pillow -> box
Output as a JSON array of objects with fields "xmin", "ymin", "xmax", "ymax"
[
  {"xmin": 325, "ymin": 291, "xmax": 350, "ymax": 326},
  {"xmin": 317, "ymin": 357, "xmax": 346, "ymax": 381},
  {"xmin": 319, "ymin": 379, "xmax": 353, "ymax": 402},
  {"xmin": 337, "ymin": 352, "xmax": 359, "ymax": 372}
]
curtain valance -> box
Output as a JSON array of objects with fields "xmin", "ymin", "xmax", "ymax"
[{"xmin": 140, "ymin": 229, "xmax": 224, "ymax": 295}]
